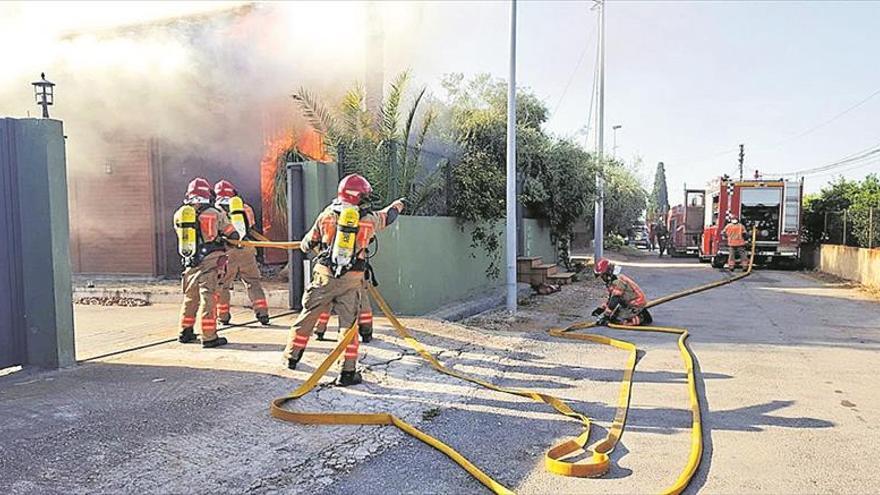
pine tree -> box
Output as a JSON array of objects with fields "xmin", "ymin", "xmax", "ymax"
[{"xmin": 649, "ymin": 161, "xmax": 669, "ymax": 221}]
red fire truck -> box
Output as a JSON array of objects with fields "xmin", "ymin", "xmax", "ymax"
[
  {"xmin": 699, "ymin": 176, "xmax": 803, "ymax": 268},
  {"xmin": 668, "ymin": 189, "xmax": 706, "ymax": 257}
]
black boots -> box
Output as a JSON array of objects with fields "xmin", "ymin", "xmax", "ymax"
[
  {"xmin": 219, "ymin": 314, "xmax": 231, "ymax": 326},
  {"xmin": 257, "ymin": 314, "xmax": 270, "ymax": 326},
  {"xmin": 178, "ymin": 327, "xmax": 198, "ymax": 344},
  {"xmin": 359, "ymin": 327, "xmax": 373, "ymax": 344},
  {"xmin": 287, "ymin": 356, "xmax": 300, "ymax": 370},
  {"xmin": 338, "ymin": 370, "xmax": 363, "ymax": 387},
  {"xmin": 202, "ymin": 336, "xmax": 228, "ymax": 348},
  {"xmin": 639, "ymin": 309, "xmax": 653, "ymax": 326}
]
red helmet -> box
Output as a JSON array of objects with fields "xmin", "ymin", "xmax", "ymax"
[
  {"xmin": 185, "ymin": 177, "xmax": 212, "ymax": 204},
  {"xmin": 214, "ymin": 179, "xmax": 237, "ymax": 205},
  {"xmin": 337, "ymin": 174, "xmax": 373, "ymax": 205},
  {"xmin": 593, "ymin": 257, "xmax": 615, "ymax": 277}
]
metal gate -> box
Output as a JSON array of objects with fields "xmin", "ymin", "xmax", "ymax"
[{"xmin": 0, "ymin": 119, "xmax": 26, "ymax": 369}]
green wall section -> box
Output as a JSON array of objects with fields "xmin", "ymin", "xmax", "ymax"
[
  {"xmin": 368, "ymin": 217, "xmax": 505, "ymax": 314},
  {"xmin": 296, "ymin": 162, "xmax": 558, "ymax": 315},
  {"xmin": 523, "ymin": 218, "xmax": 557, "ymax": 264},
  {"xmin": 7, "ymin": 118, "xmax": 75, "ymax": 367}
]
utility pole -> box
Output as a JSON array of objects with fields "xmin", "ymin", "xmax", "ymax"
[
  {"xmin": 593, "ymin": 0, "xmax": 606, "ymax": 261},
  {"xmin": 738, "ymin": 144, "xmax": 745, "ymax": 181},
  {"xmin": 505, "ymin": 0, "xmax": 518, "ymax": 313}
]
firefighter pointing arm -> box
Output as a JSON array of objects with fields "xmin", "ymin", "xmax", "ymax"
[
  {"xmin": 283, "ymin": 174, "xmax": 404, "ymax": 387},
  {"xmin": 590, "ymin": 258, "xmax": 652, "ymax": 327},
  {"xmin": 173, "ymin": 178, "xmax": 240, "ymax": 348}
]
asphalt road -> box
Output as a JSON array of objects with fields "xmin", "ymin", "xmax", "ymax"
[
  {"xmin": 325, "ymin": 259, "xmax": 880, "ymax": 494},
  {"xmin": 2, "ymin": 259, "xmax": 879, "ymax": 494}
]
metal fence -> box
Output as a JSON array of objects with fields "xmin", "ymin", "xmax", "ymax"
[
  {"xmin": 821, "ymin": 207, "xmax": 880, "ymax": 249},
  {"xmin": 336, "ymin": 139, "xmax": 458, "ymax": 217}
]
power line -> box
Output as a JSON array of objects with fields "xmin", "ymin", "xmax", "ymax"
[
  {"xmin": 551, "ymin": 11, "xmax": 596, "ymax": 118},
  {"xmin": 675, "ymin": 84, "xmax": 880, "ymax": 167},
  {"xmin": 768, "ymin": 139, "xmax": 880, "ymax": 178},
  {"xmin": 806, "ymin": 156, "xmax": 880, "ymax": 179},
  {"xmin": 585, "ymin": 9, "xmax": 601, "ymax": 149},
  {"xmin": 759, "ymin": 85, "xmax": 880, "ymax": 151}
]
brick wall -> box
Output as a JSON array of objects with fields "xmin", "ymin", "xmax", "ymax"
[{"xmin": 69, "ymin": 138, "xmax": 156, "ymax": 275}]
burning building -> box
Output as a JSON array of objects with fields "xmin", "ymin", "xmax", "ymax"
[{"xmin": 11, "ymin": 4, "xmax": 359, "ymax": 277}]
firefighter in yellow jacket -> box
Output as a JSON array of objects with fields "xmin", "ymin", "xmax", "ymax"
[
  {"xmin": 591, "ymin": 257, "xmax": 653, "ymax": 326},
  {"xmin": 174, "ymin": 177, "xmax": 240, "ymax": 347},
  {"xmin": 283, "ymin": 174, "xmax": 404, "ymax": 386},
  {"xmin": 213, "ymin": 179, "xmax": 270, "ymax": 325}
]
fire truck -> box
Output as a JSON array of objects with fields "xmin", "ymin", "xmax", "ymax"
[
  {"xmin": 668, "ymin": 188, "xmax": 706, "ymax": 257},
  {"xmin": 698, "ymin": 176, "xmax": 803, "ymax": 268}
]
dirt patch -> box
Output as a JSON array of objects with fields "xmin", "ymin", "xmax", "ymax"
[
  {"xmin": 74, "ymin": 296, "xmax": 150, "ymax": 307},
  {"xmin": 462, "ymin": 277, "xmax": 606, "ymax": 333},
  {"xmin": 801, "ymin": 270, "xmax": 880, "ymax": 301}
]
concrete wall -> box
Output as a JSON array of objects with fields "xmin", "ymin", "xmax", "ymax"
[
  {"xmin": 820, "ymin": 244, "xmax": 880, "ymax": 290},
  {"xmin": 298, "ymin": 162, "xmax": 558, "ymax": 314}
]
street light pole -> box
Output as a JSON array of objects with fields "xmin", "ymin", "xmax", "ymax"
[
  {"xmin": 612, "ymin": 124, "xmax": 622, "ymax": 158},
  {"xmin": 593, "ymin": 0, "xmax": 605, "ymax": 261},
  {"xmin": 506, "ymin": 0, "xmax": 518, "ymax": 313}
]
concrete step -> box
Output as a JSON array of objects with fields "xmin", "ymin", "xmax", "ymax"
[
  {"xmin": 547, "ymin": 272, "xmax": 576, "ymax": 285},
  {"xmin": 516, "ymin": 256, "xmax": 543, "ymax": 272},
  {"xmin": 532, "ymin": 263, "xmax": 558, "ymax": 276}
]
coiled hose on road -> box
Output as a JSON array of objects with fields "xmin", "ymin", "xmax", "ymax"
[{"xmin": 268, "ymin": 230, "xmax": 757, "ymax": 494}]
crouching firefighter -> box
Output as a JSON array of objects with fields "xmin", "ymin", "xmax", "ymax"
[
  {"xmin": 173, "ymin": 177, "xmax": 240, "ymax": 348},
  {"xmin": 213, "ymin": 179, "xmax": 270, "ymax": 326},
  {"xmin": 591, "ymin": 258, "xmax": 653, "ymax": 326},
  {"xmin": 283, "ymin": 174, "xmax": 405, "ymax": 386}
]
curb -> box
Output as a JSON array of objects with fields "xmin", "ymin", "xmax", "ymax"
[{"xmin": 425, "ymin": 283, "xmax": 532, "ymax": 322}]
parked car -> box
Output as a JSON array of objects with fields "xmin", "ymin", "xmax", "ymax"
[{"xmin": 625, "ymin": 225, "xmax": 651, "ymax": 249}]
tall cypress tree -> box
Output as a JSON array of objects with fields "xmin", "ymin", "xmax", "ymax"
[{"xmin": 650, "ymin": 161, "xmax": 669, "ymax": 220}]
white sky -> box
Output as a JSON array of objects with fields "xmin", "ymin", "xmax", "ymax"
[{"xmin": 396, "ymin": 0, "xmax": 880, "ymax": 200}]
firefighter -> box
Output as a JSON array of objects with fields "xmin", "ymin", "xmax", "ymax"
[
  {"xmin": 590, "ymin": 258, "xmax": 653, "ymax": 326},
  {"xmin": 283, "ymin": 174, "xmax": 404, "ymax": 386},
  {"xmin": 173, "ymin": 177, "xmax": 240, "ymax": 348},
  {"xmin": 314, "ymin": 292, "xmax": 373, "ymax": 343},
  {"xmin": 655, "ymin": 218, "xmax": 669, "ymax": 257},
  {"xmin": 723, "ymin": 216, "xmax": 749, "ymax": 271},
  {"xmin": 213, "ymin": 179, "xmax": 270, "ymax": 326}
]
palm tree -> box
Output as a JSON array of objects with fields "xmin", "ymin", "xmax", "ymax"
[{"xmin": 273, "ymin": 71, "xmax": 444, "ymax": 219}]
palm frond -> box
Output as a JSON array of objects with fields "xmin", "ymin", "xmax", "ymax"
[
  {"xmin": 271, "ymin": 147, "xmax": 308, "ymax": 225},
  {"xmin": 291, "ymin": 88, "xmax": 338, "ymax": 143},
  {"xmin": 407, "ymin": 159, "xmax": 446, "ymax": 215},
  {"xmin": 399, "ymin": 86, "xmax": 427, "ymax": 187},
  {"xmin": 378, "ymin": 71, "xmax": 409, "ymax": 141}
]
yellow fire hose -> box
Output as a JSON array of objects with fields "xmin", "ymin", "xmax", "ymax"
[{"xmin": 266, "ymin": 229, "xmax": 756, "ymax": 494}]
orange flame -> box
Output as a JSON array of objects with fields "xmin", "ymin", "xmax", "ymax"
[{"xmin": 259, "ymin": 126, "xmax": 332, "ymax": 263}]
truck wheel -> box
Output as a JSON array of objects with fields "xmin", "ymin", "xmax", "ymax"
[{"xmin": 711, "ymin": 255, "xmax": 725, "ymax": 269}]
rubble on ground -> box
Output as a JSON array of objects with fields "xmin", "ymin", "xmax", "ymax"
[{"xmin": 74, "ymin": 296, "xmax": 150, "ymax": 307}]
